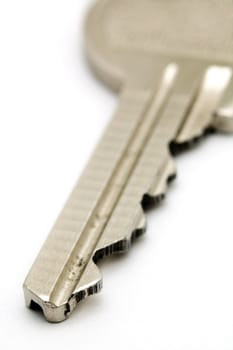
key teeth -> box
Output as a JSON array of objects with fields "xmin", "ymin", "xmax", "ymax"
[
  {"xmin": 64, "ymin": 261, "xmax": 103, "ymax": 321},
  {"xmin": 68, "ymin": 276, "xmax": 103, "ymax": 313},
  {"xmin": 143, "ymin": 156, "xmax": 176, "ymax": 209},
  {"xmin": 175, "ymin": 126, "xmax": 213, "ymax": 147},
  {"xmin": 94, "ymin": 211, "xmax": 147, "ymax": 262},
  {"xmin": 94, "ymin": 238, "xmax": 131, "ymax": 261},
  {"xmin": 171, "ymin": 127, "xmax": 215, "ymax": 155}
]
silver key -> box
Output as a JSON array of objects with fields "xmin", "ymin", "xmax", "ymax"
[{"xmin": 24, "ymin": 0, "xmax": 233, "ymax": 322}]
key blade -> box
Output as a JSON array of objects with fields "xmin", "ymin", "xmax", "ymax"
[
  {"xmin": 24, "ymin": 61, "xmax": 215, "ymax": 322},
  {"xmin": 24, "ymin": 63, "xmax": 232, "ymax": 322},
  {"xmin": 23, "ymin": 65, "xmax": 177, "ymax": 322}
]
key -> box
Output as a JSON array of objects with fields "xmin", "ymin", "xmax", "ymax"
[{"xmin": 23, "ymin": 0, "xmax": 233, "ymax": 323}]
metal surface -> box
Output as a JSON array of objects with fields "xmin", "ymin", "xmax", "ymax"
[{"xmin": 24, "ymin": 0, "xmax": 233, "ymax": 322}]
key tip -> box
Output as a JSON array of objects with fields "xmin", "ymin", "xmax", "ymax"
[{"xmin": 23, "ymin": 284, "xmax": 69, "ymax": 323}]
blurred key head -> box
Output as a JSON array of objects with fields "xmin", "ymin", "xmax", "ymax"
[
  {"xmin": 86, "ymin": 0, "xmax": 233, "ymax": 64},
  {"xmin": 86, "ymin": 0, "xmax": 233, "ymax": 132}
]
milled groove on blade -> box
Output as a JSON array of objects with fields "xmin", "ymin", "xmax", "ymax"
[{"xmin": 24, "ymin": 64, "xmax": 232, "ymax": 323}]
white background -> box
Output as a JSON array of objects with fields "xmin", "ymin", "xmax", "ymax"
[{"xmin": 0, "ymin": 1, "xmax": 233, "ymax": 349}]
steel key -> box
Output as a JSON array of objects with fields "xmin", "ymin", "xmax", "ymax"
[{"xmin": 24, "ymin": 0, "xmax": 233, "ymax": 322}]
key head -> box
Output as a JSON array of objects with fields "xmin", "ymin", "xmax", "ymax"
[
  {"xmin": 86, "ymin": 0, "xmax": 233, "ymax": 134},
  {"xmin": 86, "ymin": 0, "xmax": 233, "ymax": 90}
]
